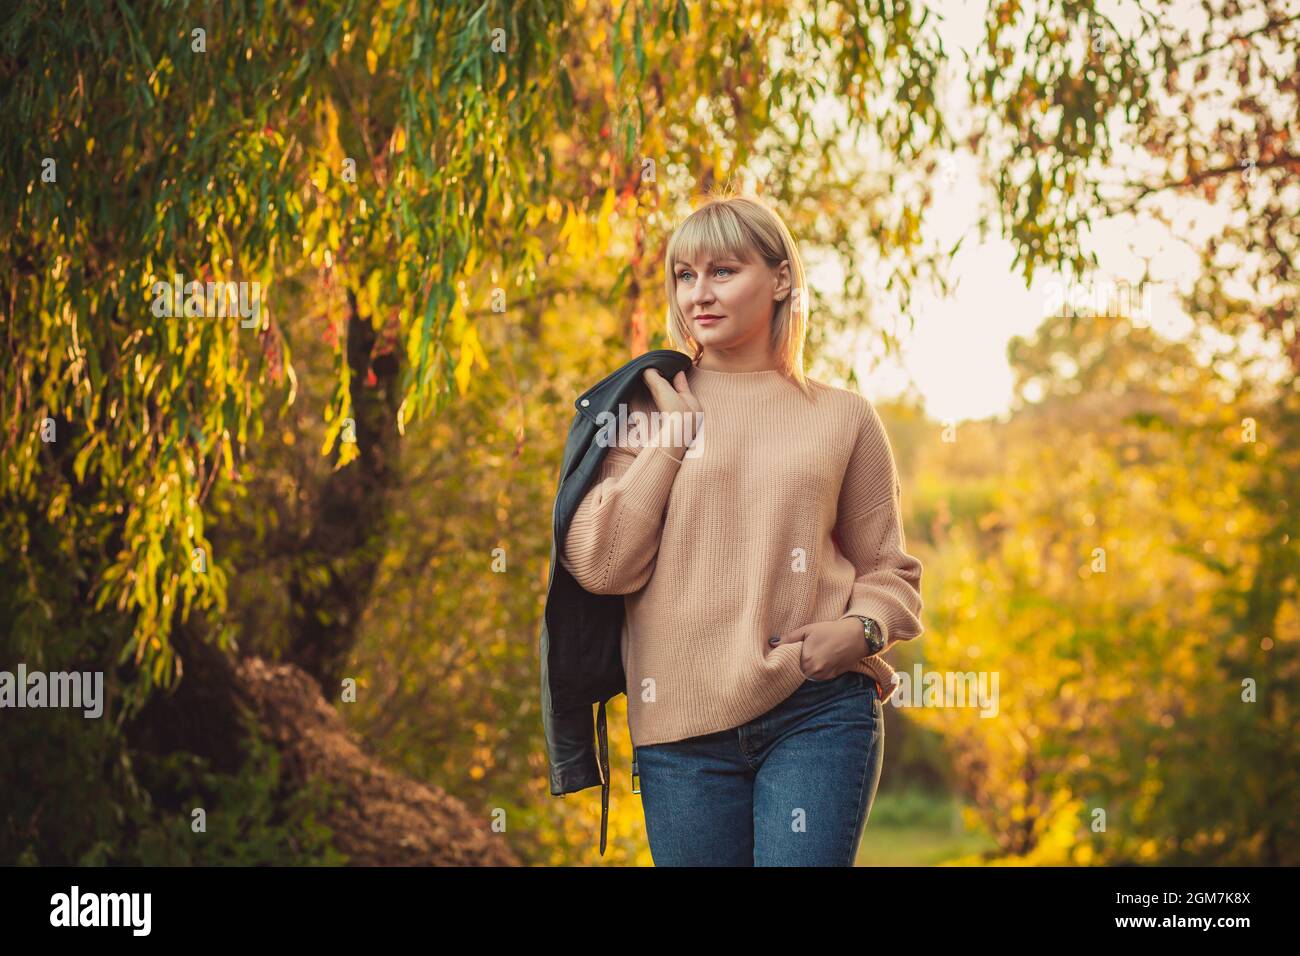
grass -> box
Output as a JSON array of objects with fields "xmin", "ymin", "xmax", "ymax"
[{"xmin": 854, "ymin": 787, "xmax": 999, "ymax": 867}]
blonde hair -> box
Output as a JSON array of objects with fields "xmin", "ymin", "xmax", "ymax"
[{"xmin": 664, "ymin": 192, "xmax": 811, "ymax": 397}]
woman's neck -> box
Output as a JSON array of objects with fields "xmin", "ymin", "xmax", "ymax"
[{"xmin": 694, "ymin": 347, "xmax": 783, "ymax": 373}]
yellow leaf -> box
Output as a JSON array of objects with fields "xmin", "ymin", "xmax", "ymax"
[
  {"xmin": 449, "ymin": 293, "xmax": 467, "ymax": 339},
  {"xmin": 471, "ymin": 324, "xmax": 490, "ymax": 371},
  {"xmin": 391, "ymin": 124, "xmax": 406, "ymax": 154},
  {"xmin": 455, "ymin": 324, "xmax": 482, "ymax": 396},
  {"xmin": 334, "ymin": 440, "xmax": 359, "ymax": 471},
  {"xmin": 596, "ymin": 186, "xmax": 615, "ymax": 247},
  {"xmin": 558, "ymin": 202, "xmax": 577, "ymax": 243},
  {"xmin": 366, "ymin": 48, "xmax": 378, "ymax": 74},
  {"xmin": 324, "ymin": 98, "xmax": 340, "ymax": 153}
]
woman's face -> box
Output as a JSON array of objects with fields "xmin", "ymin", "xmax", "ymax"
[{"xmin": 673, "ymin": 248, "xmax": 790, "ymax": 356}]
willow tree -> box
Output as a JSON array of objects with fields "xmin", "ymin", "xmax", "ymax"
[
  {"xmin": 0, "ymin": 0, "xmax": 567, "ymax": 703},
  {"xmin": 970, "ymin": 0, "xmax": 1298, "ymax": 368},
  {"xmin": 1, "ymin": 0, "xmax": 576, "ymax": 863}
]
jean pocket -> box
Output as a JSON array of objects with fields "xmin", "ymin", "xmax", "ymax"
[
  {"xmin": 861, "ymin": 676, "xmax": 885, "ymax": 715},
  {"xmin": 800, "ymin": 666, "xmax": 850, "ymax": 686}
]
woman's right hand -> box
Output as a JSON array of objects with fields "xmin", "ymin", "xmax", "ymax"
[{"xmin": 641, "ymin": 368, "xmax": 704, "ymax": 460}]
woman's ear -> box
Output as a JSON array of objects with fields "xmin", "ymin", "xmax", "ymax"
[{"xmin": 774, "ymin": 259, "xmax": 792, "ymax": 300}]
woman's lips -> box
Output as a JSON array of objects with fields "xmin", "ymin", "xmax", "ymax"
[{"xmin": 694, "ymin": 315, "xmax": 724, "ymax": 325}]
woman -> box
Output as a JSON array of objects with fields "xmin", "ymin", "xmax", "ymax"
[{"xmin": 559, "ymin": 193, "xmax": 924, "ymax": 866}]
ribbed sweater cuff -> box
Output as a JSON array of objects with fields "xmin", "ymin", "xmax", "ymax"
[{"xmin": 618, "ymin": 443, "xmax": 684, "ymax": 518}]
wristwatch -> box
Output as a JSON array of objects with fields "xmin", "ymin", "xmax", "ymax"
[{"xmin": 851, "ymin": 615, "xmax": 886, "ymax": 657}]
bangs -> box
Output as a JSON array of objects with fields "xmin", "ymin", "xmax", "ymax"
[{"xmin": 669, "ymin": 205, "xmax": 761, "ymax": 271}]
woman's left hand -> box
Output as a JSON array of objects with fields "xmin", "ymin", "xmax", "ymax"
[{"xmin": 769, "ymin": 618, "xmax": 864, "ymax": 681}]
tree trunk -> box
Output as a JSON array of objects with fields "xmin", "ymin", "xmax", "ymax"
[{"xmin": 286, "ymin": 288, "xmax": 401, "ymax": 692}]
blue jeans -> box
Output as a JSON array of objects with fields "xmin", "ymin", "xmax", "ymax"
[{"xmin": 635, "ymin": 670, "xmax": 884, "ymax": 866}]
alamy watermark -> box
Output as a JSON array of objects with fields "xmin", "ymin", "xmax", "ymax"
[
  {"xmin": 1043, "ymin": 278, "xmax": 1156, "ymax": 326},
  {"xmin": 50, "ymin": 886, "xmax": 150, "ymax": 936},
  {"xmin": 0, "ymin": 663, "xmax": 103, "ymax": 718},
  {"xmin": 593, "ymin": 403, "xmax": 705, "ymax": 458},
  {"xmin": 150, "ymin": 273, "xmax": 262, "ymax": 328},
  {"xmin": 887, "ymin": 665, "xmax": 999, "ymax": 717}
]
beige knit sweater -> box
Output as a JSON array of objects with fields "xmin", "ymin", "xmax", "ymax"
[{"xmin": 559, "ymin": 364, "xmax": 924, "ymax": 748}]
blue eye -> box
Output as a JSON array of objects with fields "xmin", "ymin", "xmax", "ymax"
[{"xmin": 677, "ymin": 266, "xmax": 734, "ymax": 281}]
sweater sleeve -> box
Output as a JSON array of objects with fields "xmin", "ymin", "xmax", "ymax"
[
  {"xmin": 559, "ymin": 397, "xmax": 684, "ymax": 595},
  {"xmin": 835, "ymin": 401, "xmax": 924, "ymax": 654}
]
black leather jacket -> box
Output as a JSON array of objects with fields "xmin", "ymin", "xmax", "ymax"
[{"xmin": 540, "ymin": 348, "xmax": 694, "ymax": 856}]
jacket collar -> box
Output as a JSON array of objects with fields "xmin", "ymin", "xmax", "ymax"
[{"xmin": 573, "ymin": 349, "xmax": 694, "ymax": 425}]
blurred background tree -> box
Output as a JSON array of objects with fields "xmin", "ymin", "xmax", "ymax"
[{"xmin": 916, "ymin": 307, "xmax": 1297, "ymax": 864}]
